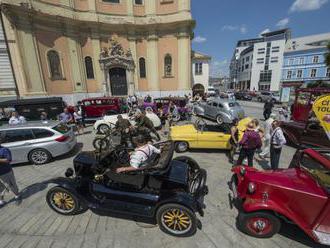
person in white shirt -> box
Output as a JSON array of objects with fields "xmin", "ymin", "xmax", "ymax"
[
  {"xmin": 259, "ymin": 113, "xmax": 276, "ymax": 159},
  {"xmin": 116, "ymin": 135, "xmax": 161, "ymax": 173},
  {"xmin": 8, "ymin": 111, "xmax": 26, "ymax": 125},
  {"xmin": 270, "ymin": 120, "xmax": 286, "ymax": 170}
]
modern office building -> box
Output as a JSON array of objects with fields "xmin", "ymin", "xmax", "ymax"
[
  {"xmin": 191, "ymin": 51, "xmax": 211, "ymax": 95},
  {"xmin": 0, "ymin": 0, "xmax": 194, "ymax": 104},
  {"xmin": 281, "ymin": 32, "xmax": 330, "ymax": 89},
  {"xmin": 0, "ymin": 13, "xmax": 16, "ymax": 100},
  {"xmin": 230, "ymin": 29, "xmax": 291, "ymax": 91}
]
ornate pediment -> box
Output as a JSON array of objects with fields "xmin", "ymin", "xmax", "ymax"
[{"xmin": 99, "ymin": 39, "xmax": 135, "ymax": 71}]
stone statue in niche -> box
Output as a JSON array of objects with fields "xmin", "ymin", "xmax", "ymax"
[
  {"xmin": 109, "ymin": 39, "xmax": 125, "ymax": 57},
  {"xmin": 100, "ymin": 47, "xmax": 109, "ymax": 58}
]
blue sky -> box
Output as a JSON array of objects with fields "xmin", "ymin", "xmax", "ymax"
[{"xmin": 191, "ymin": 0, "xmax": 330, "ymax": 77}]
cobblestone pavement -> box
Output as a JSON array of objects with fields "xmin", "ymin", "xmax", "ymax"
[{"xmin": 0, "ymin": 102, "xmax": 326, "ymax": 248}]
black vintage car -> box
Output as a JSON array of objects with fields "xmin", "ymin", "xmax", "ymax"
[{"xmin": 46, "ymin": 141, "xmax": 208, "ymax": 237}]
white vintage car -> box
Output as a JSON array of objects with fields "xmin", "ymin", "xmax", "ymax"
[{"xmin": 94, "ymin": 111, "xmax": 162, "ymax": 133}]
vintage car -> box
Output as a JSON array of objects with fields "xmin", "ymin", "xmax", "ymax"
[
  {"xmin": 169, "ymin": 118, "xmax": 251, "ymax": 153},
  {"xmin": 0, "ymin": 97, "xmax": 67, "ymax": 121},
  {"xmin": 154, "ymin": 97, "xmax": 190, "ymax": 121},
  {"xmin": 81, "ymin": 97, "xmax": 122, "ymax": 119},
  {"xmin": 234, "ymin": 92, "xmax": 253, "ymax": 101},
  {"xmin": 281, "ymin": 120, "xmax": 330, "ymax": 148},
  {"xmin": 93, "ymin": 110, "xmax": 162, "ymax": 134},
  {"xmin": 192, "ymin": 99, "xmax": 245, "ymax": 124},
  {"xmin": 229, "ymin": 148, "xmax": 330, "ymax": 245},
  {"xmin": 46, "ymin": 141, "xmax": 208, "ymax": 237}
]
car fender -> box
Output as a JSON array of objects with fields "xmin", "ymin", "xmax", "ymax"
[
  {"xmin": 193, "ymin": 105, "xmax": 204, "ymax": 115},
  {"xmin": 156, "ymin": 192, "xmax": 201, "ymax": 215},
  {"xmin": 216, "ymin": 112, "xmax": 232, "ymax": 123},
  {"xmin": 48, "ymin": 177, "xmax": 87, "ymax": 206},
  {"xmin": 242, "ymin": 197, "xmax": 311, "ymax": 234}
]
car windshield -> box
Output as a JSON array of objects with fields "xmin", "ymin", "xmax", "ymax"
[
  {"xmin": 301, "ymin": 152, "xmax": 330, "ymax": 189},
  {"xmin": 53, "ymin": 123, "xmax": 70, "ymax": 134}
]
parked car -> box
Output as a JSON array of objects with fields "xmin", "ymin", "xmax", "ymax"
[
  {"xmin": 170, "ymin": 117, "xmax": 251, "ymax": 153},
  {"xmin": 234, "ymin": 92, "xmax": 252, "ymax": 101},
  {"xmin": 94, "ymin": 111, "xmax": 162, "ymax": 134},
  {"xmin": 193, "ymin": 99, "xmax": 245, "ymax": 124},
  {"xmin": 229, "ymin": 148, "xmax": 330, "ymax": 245},
  {"xmin": 154, "ymin": 97, "xmax": 190, "ymax": 121},
  {"xmin": 46, "ymin": 141, "xmax": 208, "ymax": 237},
  {"xmin": 0, "ymin": 121, "xmax": 76, "ymax": 165},
  {"xmin": 281, "ymin": 120, "xmax": 330, "ymax": 148},
  {"xmin": 81, "ymin": 97, "xmax": 122, "ymax": 119},
  {"xmin": 257, "ymin": 91, "xmax": 280, "ymax": 103},
  {"xmin": 0, "ymin": 97, "xmax": 67, "ymax": 121}
]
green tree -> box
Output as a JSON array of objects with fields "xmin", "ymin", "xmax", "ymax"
[{"xmin": 326, "ymin": 42, "xmax": 330, "ymax": 68}]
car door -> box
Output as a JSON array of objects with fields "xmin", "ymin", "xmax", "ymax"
[
  {"xmin": 2, "ymin": 128, "xmax": 35, "ymax": 164},
  {"xmin": 197, "ymin": 126, "xmax": 230, "ymax": 149},
  {"xmin": 205, "ymin": 102, "xmax": 218, "ymax": 118}
]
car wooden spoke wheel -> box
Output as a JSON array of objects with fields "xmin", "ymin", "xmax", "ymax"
[
  {"xmin": 46, "ymin": 187, "xmax": 81, "ymax": 215},
  {"xmin": 157, "ymin": 204, "xmax": 197, "ymax": 237}
]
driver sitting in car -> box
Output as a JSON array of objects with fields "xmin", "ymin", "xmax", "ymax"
[{"xmin": 116, "ymin": 135, "xmax": 161, "ymax": 173}]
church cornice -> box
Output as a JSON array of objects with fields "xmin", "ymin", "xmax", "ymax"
[{"xmin": 0, "ymin": 1, "xmax": 195, "ymax": 30}]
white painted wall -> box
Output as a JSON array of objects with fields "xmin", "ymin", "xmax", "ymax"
[{"xmin": 192, "ymin": 59, "xmax": 210, "ymax": 90}]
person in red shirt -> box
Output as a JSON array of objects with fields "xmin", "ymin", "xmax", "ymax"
[{"xmin": 236, "ymin": 122, "xmax": 262, "ymax": 167}]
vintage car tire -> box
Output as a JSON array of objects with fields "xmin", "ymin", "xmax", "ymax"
[
  {"xmin": 46, "ymin": 187, "xmax": 86, "ymax": 215},
  {"xmin": 28, "ymin": 148, "xmax": 52, "ymax": 165},
  {"xmin": 216, "ymin": 115, "xmax": 224, "ymax": 125},
  {"xmin": 175, "ymin": 141, "xmax": 189, "ymax": 153},
  {"xmin": 156, "ymin": 203, "xmax": 197, "ymax": 237},
  {"xmin": 97, "ymin": 124, "xmax": 111, "ymax": 134},
  {"xmin": 172, "ymin": 114, "xmax": 181, "ymax": 122},
  {"xmin": 93, "ymin": 138, "xmax": 110, "ymax": 151},
  {"xmin": 258, "ymin": 97, "xmax": 263, "ymax": 102},
  {"xmin": 238, "ymin": 211, "xmax": 281, "ymax": 238}
]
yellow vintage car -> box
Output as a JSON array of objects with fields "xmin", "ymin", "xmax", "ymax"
[{"xmin": 169, "ymin": 118, "xmax": 252, "ymax": 153}]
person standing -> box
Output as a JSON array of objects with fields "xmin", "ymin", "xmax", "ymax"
[
  {"xmin": 229, "ymin": 118, "xmax": 239, "ymax": 164},
  {"xmin": 8, "ymin": 111, "xmax": 26, "ymax": 125},
  {"xmin": 73, "ymin": 107, "xmax": 84, "ymax": 135},
  {"xmin": 263, "ymin": 99, "xmax": 274, "ymax": 120},
  {"xmin": 58, "ymin": 108, "xmax": 73, "ymax": 124},
  {"xmin": 0, "ymin": 137, "xmax": 21, "ymax": 207},
  {"xmin": 259, "ymin": 113, "xmax": 276, "ymax": 159},
  {"xmin": 278, "ymin": 105, "xmax": 289, "ymax": 122},
  {"xmin": 236, "ymin": 122, "xmax": 262, "ymax": 167},
  {"xmin": 270, "ymin": 120, "xmax": 286, "ymax": 170}
]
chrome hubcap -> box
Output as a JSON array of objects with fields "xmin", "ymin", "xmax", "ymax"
[
  {"xmin": 178, "ymin": 143, "xmax": 187, "ymax": 151},
  {"xmin": 31, "ymin": 151, "xmax": 48, "ymax": 164}
]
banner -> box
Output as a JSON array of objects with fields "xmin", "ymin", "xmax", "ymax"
[{"xmin": 312, "ymin": 94, "xmax": 330, "ymax": 140}]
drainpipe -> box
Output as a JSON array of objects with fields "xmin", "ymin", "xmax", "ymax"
[{"xmin": 0, "ymin": 7, "xmax": 20, "ymax": 99}]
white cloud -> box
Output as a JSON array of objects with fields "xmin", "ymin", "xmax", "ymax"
[
  {"xmin": 259, "ymin": 28, "xmax": 271, "ymax": 37},
  {"xmin": 222, "ymin": 24, "xmax": 248, "ymax": 34},
  {"xmin": 276, "ymin": 18, "xmax": 290, "ymax": 28},
  {"xmin": 240, "ymin": 25, "xmax": 248, "ymax": 34},
  {"xmin": 193, "ymin": 36, "xmax": 207, "ymax": 43},
  {"xmin": 289, "ymin": 0, "xmax": 328, "ymax": 12},
  {"xmin": 211, "ymin": 60, "xmax": 229, "ymax": 77}
]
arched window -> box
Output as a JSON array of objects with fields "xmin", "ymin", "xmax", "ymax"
[
  {"xmin": 47, "ymin": 50, "xmax": 63, "ymax": 80},
  {"xmin": 164, "ymin": 54, "xmax": 172, "ymax": 77},
  {"xmin": 85, "ymin": 56, "xmax": 95, "ymax": 79},
  {"xmin": 139, "ymin": 57, "xmax": 146, "ymax": 78}
]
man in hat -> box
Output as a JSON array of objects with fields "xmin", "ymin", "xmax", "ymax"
[
  {"xmin": 135, "ymin": 109, "xmax": 160, "ymax": 140},
  {"xmin": 236, "ymin": 122, "xmax": 262, "ymax": 167},
  {"xmin": 0, "ymin": 137, "xmax": 21, "ymax": 207}
]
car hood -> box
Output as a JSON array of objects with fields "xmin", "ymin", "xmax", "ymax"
[{"xmin": 246, "ymin": 167, "xmax": 327, "ymax": 197}]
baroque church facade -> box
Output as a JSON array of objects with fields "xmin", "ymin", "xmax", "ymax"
[{"xmin": 0, "ymin": 0, "xmax": 194, "ymax": 104}]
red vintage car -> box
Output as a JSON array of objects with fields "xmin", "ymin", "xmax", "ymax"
[
  {"xmin": 229, "ymin": 148, "xmax": 330, "ymax": 245},
  {"xmin": 81, "ymin": 97, "xmax": 122, "ymax": 118}
]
